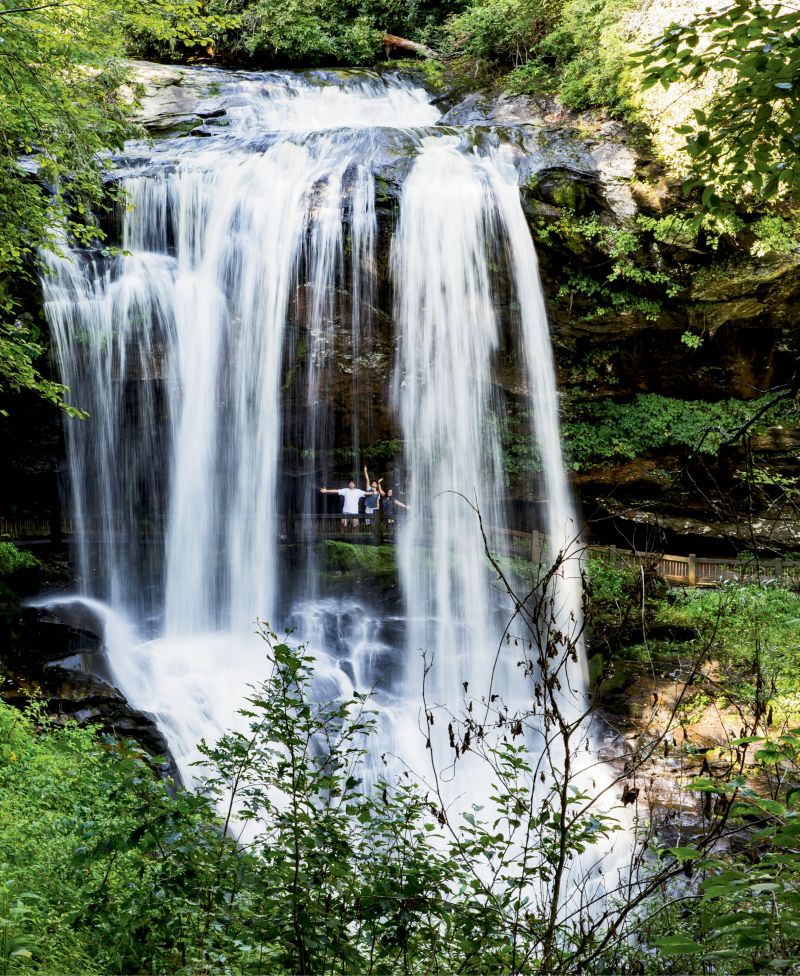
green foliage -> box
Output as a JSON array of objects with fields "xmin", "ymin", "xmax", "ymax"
[
  {"xmin": 497, "ymin": 407, "xmax": 542, "ymax": 476},
  {"xmin": 0, "ymin": 627, "xmax": 631, "ymax": 973},
  {"xmin": 0, "ymin": 698, "xmax": 244, "ymax": 975},
  {"xmin": 390, "ymin": 56, "xmax": 450, "ymax": 90},
  {"xmin": 122, "ymin": 0, "xmax": 238, "ymax": 54},
  {"xmin": 636, "ymin": 210, "xmax": 746, "ymax": 252},
  {"xmin": 209, "ymin": 0, "xmax": 463, "ymax": 63},
  {"xmin": 636, "ymin": 209, "xmax": 799, "ymax": 259},
  {"xmin": 586, "ymin": 555, "xmax": 639, "ymax": 619},
  {"xmin": 585, "ymin": 554, "xmax": 671, "ymax": 666},
  {"xmin": 545, "ymin": 0, "xmax": 638, "ymax": 113},
  {"xmin": 638, "ymin": 0, "xmax": 800, "ymax": 204},
  {"xmin": 585, "ymin": 557, "xmax": 636, "ymax": 647},
  {"xmin": 334, "ymin": 437, "xmax": 402, "ymax": 464},
  {"xmin": 445, "ymin": 0, "xmax": 560, "ymax": 65},
  {"xmin": 323, "ymin": 539, "xmax": 397, "ymax": 578},
  {"xmin": 681, "ymin": 330, "xmax": 703, "ymax": 350},
  {"xmin": 216, "ymin": 0, "xmax": 380, "ymax": 62},
  {"xmin": 195, "ymin": 628, "xmax": 624, "ymax": 973},
  {"xmin": 0, "ymin": 320, "xmax": 70, "ymax": 415},
  {"xmin": 446, "ymin": 0, "xmax": 639, "ymax": 113},
  {"xmin": 587, "ymin": 566, "xmax": 800, "ymax": 972},
  {"xmin": 750, "ymin": 213, "xmax": 800, "ymax": 257},
  {"xmin": 0, "ymin": 544, "xmax": 38, "ymax": 579},
  {"xmin": 6, "ymin": 609, "xmax": 800, "ymax": 971},
  {"xmin": 566, "ymin": 346, "xmax": 620, "ymax": 389},
  {"xmin": 532, "ymin": 212, "xmax": 682, "ymax": 321},
  {"xmin": 648, "ymin": 730, "xmax": 800, "ymax": 972},
  {"xmin": 563, "ymin": 392, "xmax": 794, "ymax": 471},
  {"xmin": 658, "ymin": 583, "xmax": 800, "ymax": 714},
  {"xmin": 0, "ymin": 0, "xmax": 230, "ymax": 409},
  {"xmin": 195, "ymin": 635, "xmax": 450, "ymax": 973}
]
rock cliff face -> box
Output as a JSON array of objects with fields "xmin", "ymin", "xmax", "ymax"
[
  {"xmin": 1, "ymin": 60, "xmax": 798, "ymax": 757},
  {"xmin": 4, "ymin": 63, "xmax": 800, "ymax": 556}
]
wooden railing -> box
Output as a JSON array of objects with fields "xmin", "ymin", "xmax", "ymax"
[
  {"xmin": 0, "ymin": 517, "xmax": 74, "ymax": 540},
  {"xmin": 588, "ymin": 545, "xmax": 800, "ymax": 589},
  {"xmin": 294, "ymin": 513, "xmax": 396, "ymax": 545},
  {"xmin": 2, "ymin": 515, "xmax": 797, "ymax": 589}
]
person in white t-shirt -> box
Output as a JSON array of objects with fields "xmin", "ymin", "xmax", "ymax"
[{"xmin": 320, "ymin": 480, "xmax": 365, "ymax": 528}]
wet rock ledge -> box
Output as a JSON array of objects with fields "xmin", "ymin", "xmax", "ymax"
[{"xmin": 1, "ymin": 598, "xmax": 177, "ymax": 779}]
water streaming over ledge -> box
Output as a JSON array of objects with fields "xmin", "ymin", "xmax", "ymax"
[{"xmin": 42, "ymin": 69, "xmax": 586, "ymax": 797}]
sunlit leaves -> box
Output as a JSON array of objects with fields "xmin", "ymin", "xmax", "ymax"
[
  {"xmin": 637, "ymin": 0, "xmax": 800, "ymax": 203},
  {"xmin": 0, "ymin": 0, "xmax": 231, "ymax": 407}
]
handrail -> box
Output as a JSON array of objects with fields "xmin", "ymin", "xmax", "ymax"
[
  {"xmin": 587, "ymin": 544, "xmax": 798, "ymax": 588},
  {"xmin": 1, "ymin": 515, "xmax": 796, "ymax": 588}
]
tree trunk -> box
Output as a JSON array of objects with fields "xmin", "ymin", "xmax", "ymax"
[{"xmin": 383, "ymin": 34, "xmax": 438, "ymax": 59}]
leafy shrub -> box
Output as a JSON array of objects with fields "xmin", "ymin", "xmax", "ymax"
[
  {"xmin": 657, "ymin": 583, "xmax": 800, "ymax": 715},
  {"xmin": 446, "ymin": 0, "xmax": 638, "ymax": 114},
  {"xmin": 240, "ymin": 0, "xmax": 382, "ymax": 62},
  {"xmin": 208, "ymin": 0, "xmax": 465, "ymax": 63},
  {"xmin": 750, "ymin": 214, "xmax": 800, "ymax": 258},
  {"xmin": 445, "ymin": 0, "xmax": 560, "ymax": 65},
  {"xmin": 563, "ymin": 392, "xmax": 795, "ymax": 471},
  {"xmin": 0, "ymin": 627, "xmax": 629, "ymax": 974},
  {"xmin": 532, "ymin": 212, "xmax": 682, "ymax": 322},
  {"xmin": 0, "ymin": 699, "xmax": 243, "ymax": 974},
  {"xmin": 647, "ymin": 728, "xmax": 800, "ymax": 973},
  {"xmin": 5, "ymin": 616, "xmax": 800, "ymax": 972},
  {"xmin": 0, "ymin": 544, "xmax": 38, "ymax": 579}
]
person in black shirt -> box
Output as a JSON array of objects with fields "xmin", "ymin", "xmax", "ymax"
[{"xmin": 379, "ymin": 487, "xmax": 409, "ymax": 522}]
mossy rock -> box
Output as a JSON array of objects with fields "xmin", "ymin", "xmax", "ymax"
[
  {"xmin": 323, "ymin": 541, "xmax": 397, "ymax": 580},
  {"xmin": 526, "ymin": 167, "xmax": 604, "ymax": 217}
]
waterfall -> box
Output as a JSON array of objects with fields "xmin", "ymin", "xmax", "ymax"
[
  {"xmin": 392, "ymin": 137, "xmax": 585, "ymax": 791},
  {"xmin": 41, "ymin": 68, "xmax": 586, "ymax": 794},
  {"xmin": 392, "ymin": 138, "xmax": 508, "ymax": 735}
]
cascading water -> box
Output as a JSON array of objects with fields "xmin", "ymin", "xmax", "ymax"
[
  {"xmin": 391, "ymin": 139, "xmax": 510, "ymax": 783},
  {"xmin": 391, "ymin": 137, "xmax": 587, "ymax": 797},
  {"xmin": 41, "ymin": 69, "xmax": 587, "ymax": 807}
]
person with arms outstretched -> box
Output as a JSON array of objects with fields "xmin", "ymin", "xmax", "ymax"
[
  {"xmin": 379, "ymin": 487, "xmax": 410, "ymax": 524},
  {"xmin": 320, "ymin": 479, "xmax": 366, "ymax": 528}
]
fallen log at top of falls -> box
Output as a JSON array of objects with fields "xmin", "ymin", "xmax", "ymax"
[{"xmin": 383, "ymin": 34, "xmax": 438, "ymax": 59}]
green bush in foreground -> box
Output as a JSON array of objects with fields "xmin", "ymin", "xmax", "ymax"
[
  {"xmin": 0, "ymin": 628, "xmax": 625, "ymax": 974},
  {"xmin": 3, "ymin": 620, "xmax": 800, "ymax": 973},
  {"xmin": 0, "ymin": 700, "xmax": 243, "ymax": 975}
]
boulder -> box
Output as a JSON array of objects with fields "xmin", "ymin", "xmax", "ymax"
[
  {"xmin": 1, "ymin": 668, "xmax": 179, "ymax": 781},
  {"xmin": 4, "ymin": 604, "xmax": 102, "ymax": 671},
  {"xmin": 600, "ymin": 500, "xmax": 800, "ymax": 551},
  {"xmin": 439, "ymin": 91, "xmax": 554, "ymax": 127},
  {"xmin": 689, "ymin": 253, "xmax": 800, "ymax": 332},
  {"xmin": 126, "ymin": 61, "xmax": 226, "ymax": 134}
]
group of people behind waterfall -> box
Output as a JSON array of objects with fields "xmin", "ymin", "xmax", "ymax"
[{"xmin": 319, "ymin": 466, "xmax": 410, "ymax": 524}]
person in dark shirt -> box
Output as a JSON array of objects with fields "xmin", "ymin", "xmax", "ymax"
[{"xmin": 379, "ymin": 487, "xmax": 409, "ymax": 522}]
